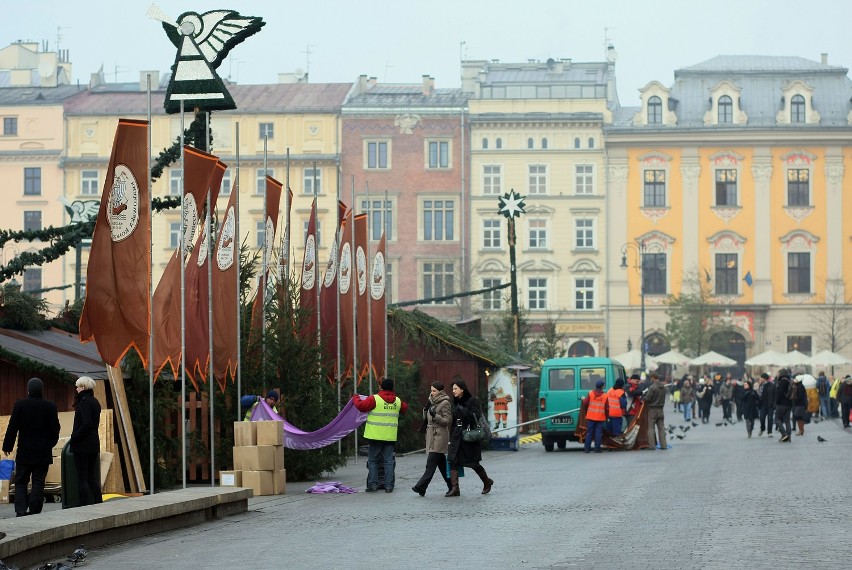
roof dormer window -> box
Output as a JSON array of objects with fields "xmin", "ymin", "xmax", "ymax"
[
  {"xmin": 634, "ymin": 81, "xmax": 677, "ymax": 126},
  {"xmin": 791, "ymin": 95, "xmax": 806, "ymax": 123},
  {"xmin": 648, "ymin": 96, "xmax": 662, "ymax": 124},
  {"xmin": 718, "ymin": 95, "xmax": 733, "ymax": 124},
  {"xmin": 704, "ymin": 81, "xmax": 747, "ymax": 126},
  {"xmin": 776, "ymin": 80, "xmax": 819, "ymax": 125}
]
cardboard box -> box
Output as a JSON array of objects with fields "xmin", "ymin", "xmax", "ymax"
[
  {"xmin": 274, "ymin": 445, "xmax": 284, "ymax": 471},
  {"xmin": 233, "ymin": 445, "xmax": 275, "ymax": 471},
  {"xmin": 273, "ymin": 469, "xmax": 286, "ymax": 495},
  {"xmin": 234, "ymin": 421, "xmax": 257, "ymax": 447},
  {"xmin": 241, "ymin": 470, "xmax": 273, "ymax": 496},
  {"xmin": 256, "ymin": 420, "xmax": 284, "ymax": 446},
  {"xmin": 0, "ymin": 479, "xmax": 9, "ymax": 504},
  {"xmin": 220, "ymin": 470, "xmax": 242, "ymax": 487}
]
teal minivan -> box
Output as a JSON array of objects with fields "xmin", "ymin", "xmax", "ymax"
[{"xmin": 538, "ymin": 357, "xmax": 627, "ymax": 451}]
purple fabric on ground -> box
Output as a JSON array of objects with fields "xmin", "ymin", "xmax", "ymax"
[
  {"xmin": 305, "ymin": 481, "xmax": 358, "ymax": 494},
  {"xmin": 251, "ymin": 396, "xmax": 368, "ymax": 450}
]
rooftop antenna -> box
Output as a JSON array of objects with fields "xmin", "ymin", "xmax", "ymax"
[
  {"xmin": 56, "ymin": 25, "xmax": 69, "ymax": 51},
  {"xmin": 384, "ymin": 61, "xmax": 394, "ymax": 82},
  {"xmin": 303, "ymin": 44, "xmax": 315, "ymax": 78}
]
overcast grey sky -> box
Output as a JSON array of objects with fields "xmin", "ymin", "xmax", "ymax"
[{"xmin": 4, "ymin": 0, "xmax": 852, "ymax": 106}]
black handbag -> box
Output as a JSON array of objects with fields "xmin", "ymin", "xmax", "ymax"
[{"xmin": 462, "ymin": 426, "xmax": 486, "ymax": 442}]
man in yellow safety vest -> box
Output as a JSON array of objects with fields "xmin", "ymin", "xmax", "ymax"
[{"xmin": 352, "ymin": 378, "xmax": 408, "ymax": 492}]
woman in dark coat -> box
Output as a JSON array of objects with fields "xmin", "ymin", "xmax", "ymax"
[
  {"xmin": 446, "ymin": 380, "xmax": 493, "ymax": 497},
  {"xmin": 741, "ymin": 380, "xmax": 761, "ymax": 438},
  {"xmin": 70, "ymin": 376, "xmax": 102, "ymax": 506},
  {"xmin": 790, "ymin": 376, "xmax": 809, "ymax": 436},
  {"xmin": 412, "ymin": 381, "xmax": 452, "ymax": 496}
]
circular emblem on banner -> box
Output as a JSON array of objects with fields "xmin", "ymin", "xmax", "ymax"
[
  {"xmin": 302, "ymin": 234, "xmax": 316, "ymax": 291},
  {"xmin": 107, "ymin": 164, "xmax": 140, "ymax": 242},
  {"xmin": 370, "ymin": 251, "xmax": 385, "ymax": 300},
  {"xmin": 264, "ymin": 216, "xmax": 275, "ymax": 263},
  {"xmin": 339, "ymin": 242, "xmax": 352, "ymax": 294},
  {"xmin": 323, "ymin": 238, "xmax": 339, "ymax": 288},
  {"xmin": 182, "ymin": 194, "xmax": 198, "ymax": 256},
  {"xmin": 216, "ymin": 206, "xmax": 236, "ymax": 270},
  {"xmin": 196, "ymin": 215, "xmax": 210, "ymax": 267},
  {"xmin": 356, "ymin": 246, "xmax": 367, "ymax": 295}
]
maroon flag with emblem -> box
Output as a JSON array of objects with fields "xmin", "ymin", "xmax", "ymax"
[
  {"xmin": 184, "ymin": 160, "xmax": 227, "ymax": 387},
  {"xmin": 337, "ymin": 210, "xmax": 355, "ymax": 379},
  {"xmin": 80, "ymin": 119, "xmax": 151, "ymax": 367},
  {"xmin": 319, "ymin": 201, "xmax": 349, "ymax": 383},
  {"xmin": 298, "ymin": 198, "xmax": 318, "ymax": 341},
  {"xmin": 248, "ymin": 176, "xmax": 284, "ymax": 356},
  {"xmin": 354, "ymin": 214, "xmax": 369, "ymax": 384},
  {"xmin": 151, "ymin": 146, "xmax": 220, "ymax": 381},
  {"xmin": 369, "ymin": 234, "xmax": 387, "ymax": 379},
  {"xmin": 212, "ymin": 182, "xmax": 239, "ymax": 390}
]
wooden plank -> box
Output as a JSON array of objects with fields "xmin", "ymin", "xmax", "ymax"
[{"xmin": 107, "ymin": 365, "xmax": 146, "ymax": 492}]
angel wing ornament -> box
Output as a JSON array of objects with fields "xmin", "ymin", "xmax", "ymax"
[{"xmin": 149, "ymin": 4, "xmax": 264, "ymax": 114}]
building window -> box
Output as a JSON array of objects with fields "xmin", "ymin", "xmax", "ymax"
[
  {"xmin": 788, "ymin": 252, "xmax": 811, "ymax": 294},
  {"xmin": 528, "ymin": 278, "xmax": 547, "ymax": 310},
  {"xmin": 541, "ymin": 138, "xmax": 548, "ymax": 149},
  {"xmin": 574, "ymin": 137, "xmax": 581, "ymax": 149},
  {"xmin": 256, "ymin": 220, "xmax": 266, "ymax": 248},
  {"xmin": 423, "ymin": 200, "xmax": 454, "ymax": 240},
  {"xmin": 643, "ymin": 170, "xmax": 666, "ymax": 207},
  {"xmin": 385, "ymin": 262, "xmax": 394, "ymax": 304},
  {"xmin": 169, "ymin": 222, "xmax": 181, "ymax": 249},
  {"xmin": 303, "ymin": 220, "xmax": 322, "ymax": 247},
  {"xmin": 303, "ymin": 167, "xmax": 322, "ymax": 194},
  {"xmin": 786, "ymin": 335, "xmax": 812, "ymax": 355},
  {"xmin": 482, "ymin": 219, "xmax": 501, "ymax": 248},
  {"xmin": 575, "ymin": 218, "xmax": 594, "ymax": 249},
  {"xmin": 81, "ymin": 170, "xmax": 99, "ymax": 195},
  {"xmin": 715, "ymin": 169, "xmax": 737, "ymax": 206},
  {"xmin": 259, "ymin": 122, "xmax": 274, "ymax": 139},
  {"xmin": 791, "ymin": 95, "xmax": 806, "ymax": 123},
  {"xmin": 3, "ymin": 117, "xmax": 17, "ymax": 135},
  {"xmin": 361, "ymin": 199, "xmax": 393, "ymax": 240},
  {"xmin": 427, "ymin": 141, "xmax": 450, "ymax": 169},
  {"xmin": 528, "ymin": 164, "xmax": 547, "ymax": 195},
  {"xmin": 787, "ymin": 168, "xmax": 809, "ymax": 206},
  {"xmin": 256, "ymin": 168, "xmax": 273, "ymax": 194},
  {"xmin": 220, "ymin": 169, "xmax": 231, "ymax": 195},
  {"xmin": 423, "ymin": 262, "xmax": 454, "ymax": 304},
  {"xmin": 575, "ymin": 164, "xmax": 594, "ymax": 194},
  {"xmin": 642, "ymin": 252, "xmax": 667, "ymax": 295},
  {"xmin": 483, "ymin": 165, "xmax": 501, "ymax": 195},
  {"xmin": 169, "ymin": 169, "xmax": 182, "ymax": 196},
  {"xmin": 24, "ymin": 167, "xmax": 41, "ymax": 196},
  {"xmin": 24, "ymin": 210, "xmax": 42, "ymax": 231},
  {"xmin": 23, "ymin": 268, "xmax": 42, "ymax": 297},
  {"xmin": 366, "ymin": 141, "xmax": 389, "ymax": 169},
  {"xmin": 648, "ymin": 96, "xmax": 662, "ymax": 124},
  {"xmin": 575, "ymin": 278, "xmax": 594, "ymax": 310},
  {"xmin": 715, "ymin": 253, "xmax": 738, "ymax": 295},
  {"xmin": 528, "ymin": 219, "xmax": 547, "ymax": 249},
  {"xmin": 495, "ymin": 138, "xmax": 502, "ymax": 149},
  {"xmin": 482, "ymin": 278, "xmax": 502, "ymax": 310},
  {"xmin": 718, "ymin": 95, "xmax": 733, "ymax": 124},
  {"xmin": 527, "ymin": 138, "xmax": 534, "ymax": 149},
  {"xmin": 588, "ymin": 137, "xmax": 595, "ymax": 149},
  {"xmin": 482, "ymin": 138, "xmax": 488, "ymax": 149}
]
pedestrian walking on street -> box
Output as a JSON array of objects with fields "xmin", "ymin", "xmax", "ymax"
[
  {"xmin": 732, "ymin": 374, "xmax": 745, "ymax": 422},
  {"xmin": 2, "ymin": 377, "xmax": 60, "ymax": 517},
  {"xmin": 353, "ymin": 378, "xmax": 408, "ymax": 493},
  {"xmin": 583, "ymin": 379, "xmax": 608, "ymax": 452},
  {"xmin": 696, "ymin": 378, "xmax": 714, "ymax": 424},
  {"xmin": 642, "ymin": 374, "xmax": 668, "ymax": 450},
  {"xmin": 412, "ymin": 382, "xmax": 452, "ymax": 497},
  {"xmin": 791, "ymin": 375, "xmax": 809, "ymax": 436},
  {"xmin": 839, "ymin": 376, "xmax": 852, "ymax": 428},
  {"xmin": 741, "ymin": 380, "xmax": 760, "ymax": 438},
  {"xmin": 446, "ymin": 380, "xmax": 493, "ymax": 497},
  {"xmin": 758, "ymin": 373, "xmax": 775, "ymax": 437},
  {"xmin": 816, "ymin": 371, "xmax": 831, "ymax": 419},
  {"xmin": 680, "ymin": 378, "xmax": 694, "ymax": 422},
  {"xmin": 71, "ymin": 376, "xmax": 103, "ymax": 506},
  {"xmin": 606, "ymin": 379, "xmax": 627, "ymax": 436},
  {"xmin": 774, "ymin": 369, "xmax": 793, "ymax": 442},
  {"xmin": 719, "ymin": 377, "xmax": 734, "ymax": 423}
]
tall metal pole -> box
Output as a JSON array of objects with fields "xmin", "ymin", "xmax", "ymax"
[
  {"xmin": 365, "ymin": 181, "xmax": 373, "ymax": 392},
  {"xmin": 262, "ymin": 137, "xmax": 268, "ymax": 384},
  {"xmin": 206, "ymin": 111, "xmax": 215, "ymax": 487},
  {"xmin": 235, "ymin": 123, "xmax": 242, "ymax": 421},
  {"xmin": 179, "ymin": 101, "xmax": 186, "ymax": 489},
  {"xmin": 640, "ymin": 243, "xmax": 646, "ymax": 370},
  {"xmin": 508, "ymin": 217, "xmax": 519, "ymax": 356},
  {"xmin": 146, "ymin": 73, "xmax": 154, "ymax": 495},
  {"xmin": 314, "ymin": 162, "xmax": 321, "ymax": 382}
]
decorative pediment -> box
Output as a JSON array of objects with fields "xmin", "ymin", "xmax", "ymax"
[
  {"xmin": 707, "ymin": 230, "xmax": 747, "ymax": 250},
  {"xmin": 525, "ymin": 204, "xmax": 555, "ymax": 215},
  {"xmin": 569, "ymin": 259, "xmax": 601, "ymax": 273},
  {"xmin": 637, "ymin": 230, "xmax": 675, "ymax": 253},
  {"xmin": 517, "ymin": 259, "xmax": 560, "ymax": 273},
  {"xmin": 780, "ymin": 149, "xmax": 817, "ymax": 166},
  {"xmin": 637, "ymin": 151, "xmax": 672, "ymax": 168},
  {"xmin": 476, "ymin": 258, "xmax": 508, "ymax": 273},
  {"xmin": 708, "ymin": 150, "xmax": 745, "ymax": 167},
  {"xmin": 779, "ymin": 230, "xmax": 819, "ymax": 250}
]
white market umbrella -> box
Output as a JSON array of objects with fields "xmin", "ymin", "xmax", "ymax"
[
  {"xmin": 797, "ymin": 373, "xmax": 816, "ymax": 388},
  {"xmin": 653, "ymin": 350, "xmax": 692, "ymax": 366},
  {"xmin": 612, "ymin": 349, "xmax": 658, "ymax": 371},
  {"xmin": 690, "ymin": 351, "xmax": 737, "ymax": 367},
  {"xmin": 784, "ymin": 350, "xmax": 811, "ymax": 366},
  {"xmin": 807, "ymin": 350, "xmax": 852, "ymax": 368},
  {"xmin": 744, "ymin": 349, "xmax": 790, "ymax": 367}
]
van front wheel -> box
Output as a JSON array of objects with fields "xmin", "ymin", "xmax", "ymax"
[{"xmin": 543, "ymin": 436, "xmax": 555, "ymax": 452}]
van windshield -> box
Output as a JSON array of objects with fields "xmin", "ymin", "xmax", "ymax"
[
  {"xmin": 580, "ymin": 368, "xmax": 607, "ymax": 390},
  {"xmin": 549, "ymin": 368, "xmax": 575, "ymax": 390}
]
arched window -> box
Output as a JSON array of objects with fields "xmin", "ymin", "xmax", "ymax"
[
  {"xmin": 718, "ymin": 95, "xmax": 733, "ymax": 124},
  {"xmin": 496, "ymin": 138, "xmax": 502, "ymax": 149},
  {"xmin": 648, "ymin": 96, "xmax": 662, "ymax": 124},
  {"xmin": 791, "ymin": 95, "xmax": 806, "ymax": 123},
  {"xmin": 541, "ymin": 138, "xmax": 548, "ymax": 149},
  {"xmin": 482, "ymin": 137, "xmax": 489, "ymax": 149},
  {"xmin": 527, "ymin": 137, "xmax": 534, "ymax": 149},
  {"xmin": 644, "ymin": 333, "xmax": 670, "ymax": 357},
  {"xmin": 567, "ymin": 340, "xmax": 595, "ymax": 358},
  {"xmin": 574, "ymin": 137, "xmax": 581, "ymax": 149},
  {"xmin": 588, "ymin": 137, "xmax": 595, "ymax": 149}
]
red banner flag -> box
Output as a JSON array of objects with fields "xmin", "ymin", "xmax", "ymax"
[
  {"xmin": 319, "ymin": 201, "xmax": 349, "ymax": 383},
  {"xmin": 79, "ymin": 119, "xmax": 151, "ymax": 367},
  {"xmin": 212, "ymin": 183, "xmax": 239, "ymax": 390},
  {"xmin": 248, "ymin": 176, "xmax": 284, "ymax": 355},
  {"xmin": 298, "ymin": 198, "xmax": 318, "ymax": 341},
  {"xmin": 185, "ymin": 160, "xmax": 227, "ymax": 386},
  {"xmin": 151, "ymin": 146, "xmax": 221, "ymax": 381},
  {"xmin": 354, "ymin": 214, "xmax": 369, "ymax": 383},
  {"xmin": 369, "ymin": 234, "xmax": 387, "ymax": 379},
  {"xmin": 338, "ymin": 210, "xmax": 354, "ymax": 379}
]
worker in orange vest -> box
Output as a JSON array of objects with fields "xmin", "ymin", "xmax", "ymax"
[
  {"xmin": 607, "ymin": 379, "xmax": 627, "ymax": 435},
  {"xmin": 582, "ymin": 380, "xmax": 608, "ymax": 453}
]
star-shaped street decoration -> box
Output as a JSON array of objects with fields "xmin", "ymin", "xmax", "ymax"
[{"xmin": 498, "ymin": 189, "xmax": 526, "ymax": 219}]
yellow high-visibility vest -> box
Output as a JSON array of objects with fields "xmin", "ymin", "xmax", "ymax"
[{"xmin": 363, "ymin": 397, "xmax": 401, "ymax": 441}]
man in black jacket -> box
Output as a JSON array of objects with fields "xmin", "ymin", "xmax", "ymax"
[
  {"xmin": 2, "ymin": 377, "xmax": 61, "ymax": 516},
  {"xmin": 758, "ymin": 373, "xmax": 775, "ymax": 437},
  {"xmin": 774, "ymin": 369, "xmax": 793, "ymax": 442}
]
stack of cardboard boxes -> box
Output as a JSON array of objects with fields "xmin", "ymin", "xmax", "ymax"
[{"xmin": 224, "ymin": 421, "xmax": 286, "ymax": 496}]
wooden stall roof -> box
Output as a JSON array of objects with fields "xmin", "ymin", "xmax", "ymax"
[{"xmin": 0, "ymin": 327, "xmax": 112, "ymax": 379}]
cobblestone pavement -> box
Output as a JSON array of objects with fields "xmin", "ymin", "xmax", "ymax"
[{"xmin": 36, "ymin": 413, "xmax": 852, "ymax": 569}]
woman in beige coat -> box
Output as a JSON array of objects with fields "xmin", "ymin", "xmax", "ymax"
[{"xmin": 411, "ymin": 382, "xmax": 452, "ymax": 496}]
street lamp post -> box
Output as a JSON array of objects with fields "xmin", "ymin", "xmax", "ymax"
[
  {"xmin": 621, "ymin": 242, "xmax": 647, "ymax": 370},
  {"xmin": 498, "ymin": 189, "xmax": 526, "ymax": 356}
]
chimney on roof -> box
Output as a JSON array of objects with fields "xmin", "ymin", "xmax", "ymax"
[
  {"xmin": 821, "ymin": 53, "xmax": 828, "ymax": 65},
  {"xmin": 422, "ymin": 75, "xmax": 434, "ymax": 96},
  {"xmin": 140, "ymin": 70, "xmax": 159, "ymax": 91}
]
